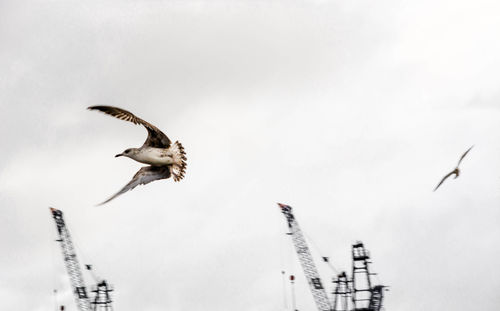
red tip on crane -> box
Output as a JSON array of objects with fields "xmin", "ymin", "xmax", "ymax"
[{"xmin": 277, "ymin": 203, "xmax": 288, "ymax": 209}]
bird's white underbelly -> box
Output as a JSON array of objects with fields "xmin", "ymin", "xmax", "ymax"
[{"xmin": 135, "ymin": 148, "xmax": 174, "ymax": 166}]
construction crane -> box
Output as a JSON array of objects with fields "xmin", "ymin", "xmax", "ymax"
[
  {"xmin": 351, "ymin": 242, "xmax": 385, "ymax": 311},
  {"xmin": 278, "ymin": 203, "xmax": 333, "ymax": 311},
  {"xmin": 330, "ymin": 243, "xmax": 386, "ymax": 311},
  {"xmin": 91, "ymin": 280, "xmax": 114, "ymax": 311},
  {"xmin": 50, "ymin": 208, "xmax": 114, "ymax": 311},
  {"xmin": 332, "ymin": 272, "xmax": 351, "ymax": 311},
  {"xmin": 278, "ymin": 204, "xmax": 386, "ymax": 311},
  {"xmin": 51, "ymin": 208, "xmax": 92, "ymax": 311}
]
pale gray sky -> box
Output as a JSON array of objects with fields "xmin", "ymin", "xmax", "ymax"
[{"xmin": 1, "ymin": 1, "xmax": 500, "ymax": 310}]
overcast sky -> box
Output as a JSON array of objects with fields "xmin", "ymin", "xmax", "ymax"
[{"xmin": 1, "ymin": 1, "xmax": 500, "ymax": 310}]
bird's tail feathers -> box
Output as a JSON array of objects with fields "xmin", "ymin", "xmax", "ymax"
[{"xmin": 170, "ymin": 141, "xmax": 187, "ymax": 182}]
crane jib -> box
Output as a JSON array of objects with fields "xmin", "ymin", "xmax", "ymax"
[
  {"xmin": 50, "ymin": 208, "xmax": 92, "ymax": 311},
  {"xmin": 278, "ymin": 203, "xmax": 333, "ymax": 311}
]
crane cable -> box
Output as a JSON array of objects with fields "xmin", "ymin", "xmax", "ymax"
[
  {"xmin": 281, "ymin": 270, "xmax": 287, "ymax": 310},
  {"xmin": 282, "ymin": 224, "xmax": 303, "ymax": 311},
  {"xmin": 288, "ymin": 233, "xmax": 298, "ymax": 311},
  {"xmin": 50, "ymin": 215, "xmax": 62, "ymax": 311},
  {"xmin": 302, "ymin": 231, "xmax": 340, "ymax": 276},
  {"xmin": 65, "ymin": 215, "xmax": 102, "ymax": 284},
  {"xmin": 280, "ymin": 227, "xmax": 291, "ymax": 310}
]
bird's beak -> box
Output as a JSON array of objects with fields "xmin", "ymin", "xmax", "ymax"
[{"xmin": 115, "ymin": 153, "xmax": 123, "ymax": 158}]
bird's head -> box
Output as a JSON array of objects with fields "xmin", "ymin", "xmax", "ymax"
[{"xmin": 116, "ymin": 148, "xmax": 139, "ymax": 158}]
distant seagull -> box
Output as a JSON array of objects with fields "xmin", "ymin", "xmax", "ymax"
[
  {"xmin": 88, "ymin": 106, "xmax": 186, "ymax": 205},
  {"xmin": 433, "ymin": 146, "xmax": 473, "ymax": 192}
]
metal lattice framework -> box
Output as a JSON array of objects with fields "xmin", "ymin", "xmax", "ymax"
[
  {"xmin": 368, "ymin": 286, "xmax": 384, "ymax": 311},
  {"xmin": 332, "ymin": 272, "xmax": 351, "ymax": 311},
  {"xmin": 351, "ymin": 242, "xmax": 385, "ymax": 311},
  {"xmin": 278, "ymin": 203, "xmax": 332, "ymax": 311},
  {"xmin": 51, "ymin": 208, "xmax": 91, "ymax": 311},
  {"xmin": 91, "ymin": 280, "xmax": 114, "ymax": 311}
]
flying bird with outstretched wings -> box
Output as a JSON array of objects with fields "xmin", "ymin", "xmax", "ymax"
[
  {"xmin": 88, "ymin": 106, "xmax": 186, "ymax": 205},
  {"xmin": 433, "ymin": 145, "xmax": 473, "ymax": 192}
]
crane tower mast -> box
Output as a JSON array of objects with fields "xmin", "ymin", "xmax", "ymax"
[
  {"xmin": 278, "ymin": 203, "xmax": 332, "ymax": 311},
  {"xmin": 50, "ymin": 208, "xmax": 92, "ymax": 311}
]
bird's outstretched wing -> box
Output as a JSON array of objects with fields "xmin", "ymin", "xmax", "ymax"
[
  {"xmin": 457, "ymin": 145, "xmax": 474, "ymax": 166},
  {"xmin": 88, "ymin": 106, "xmax": 171, "ymax": 148},
  {"xmin": 433, "ymin": 170, "xmax": 456, "ymax": 192},
  {"xmin": 98, "ymin": 166, "xmax": 171, "ymax": 205}
]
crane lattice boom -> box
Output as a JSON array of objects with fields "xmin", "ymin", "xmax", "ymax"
[
  {"xmin": 51, "ymin": 208, "xmax": 91, "ymax": 311},
  {"xmin": 278, "ymin": 203, "xmax": 332, "ymax": 311}
]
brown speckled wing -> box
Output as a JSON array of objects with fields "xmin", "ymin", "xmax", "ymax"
[
  {"xmin": 88, "ymin": 105, "xmax": 171, "ymax": 148},
  {"xmin": 97, "ymin": 166, "xmax": 171, "ymax": 205}
]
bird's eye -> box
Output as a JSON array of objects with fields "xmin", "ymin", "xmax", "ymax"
[{"xmin": 125, "ymin": 149, "xmax": 131, "ymax": 153}]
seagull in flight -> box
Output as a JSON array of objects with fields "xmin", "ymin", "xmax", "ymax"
[
  {"xmin": 88, "ymin": 106, "xmax": 186, "ymax": 205},
  {"xmin": 433, "ymin": 146, "xmax": 473, "ymax": 192}
]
